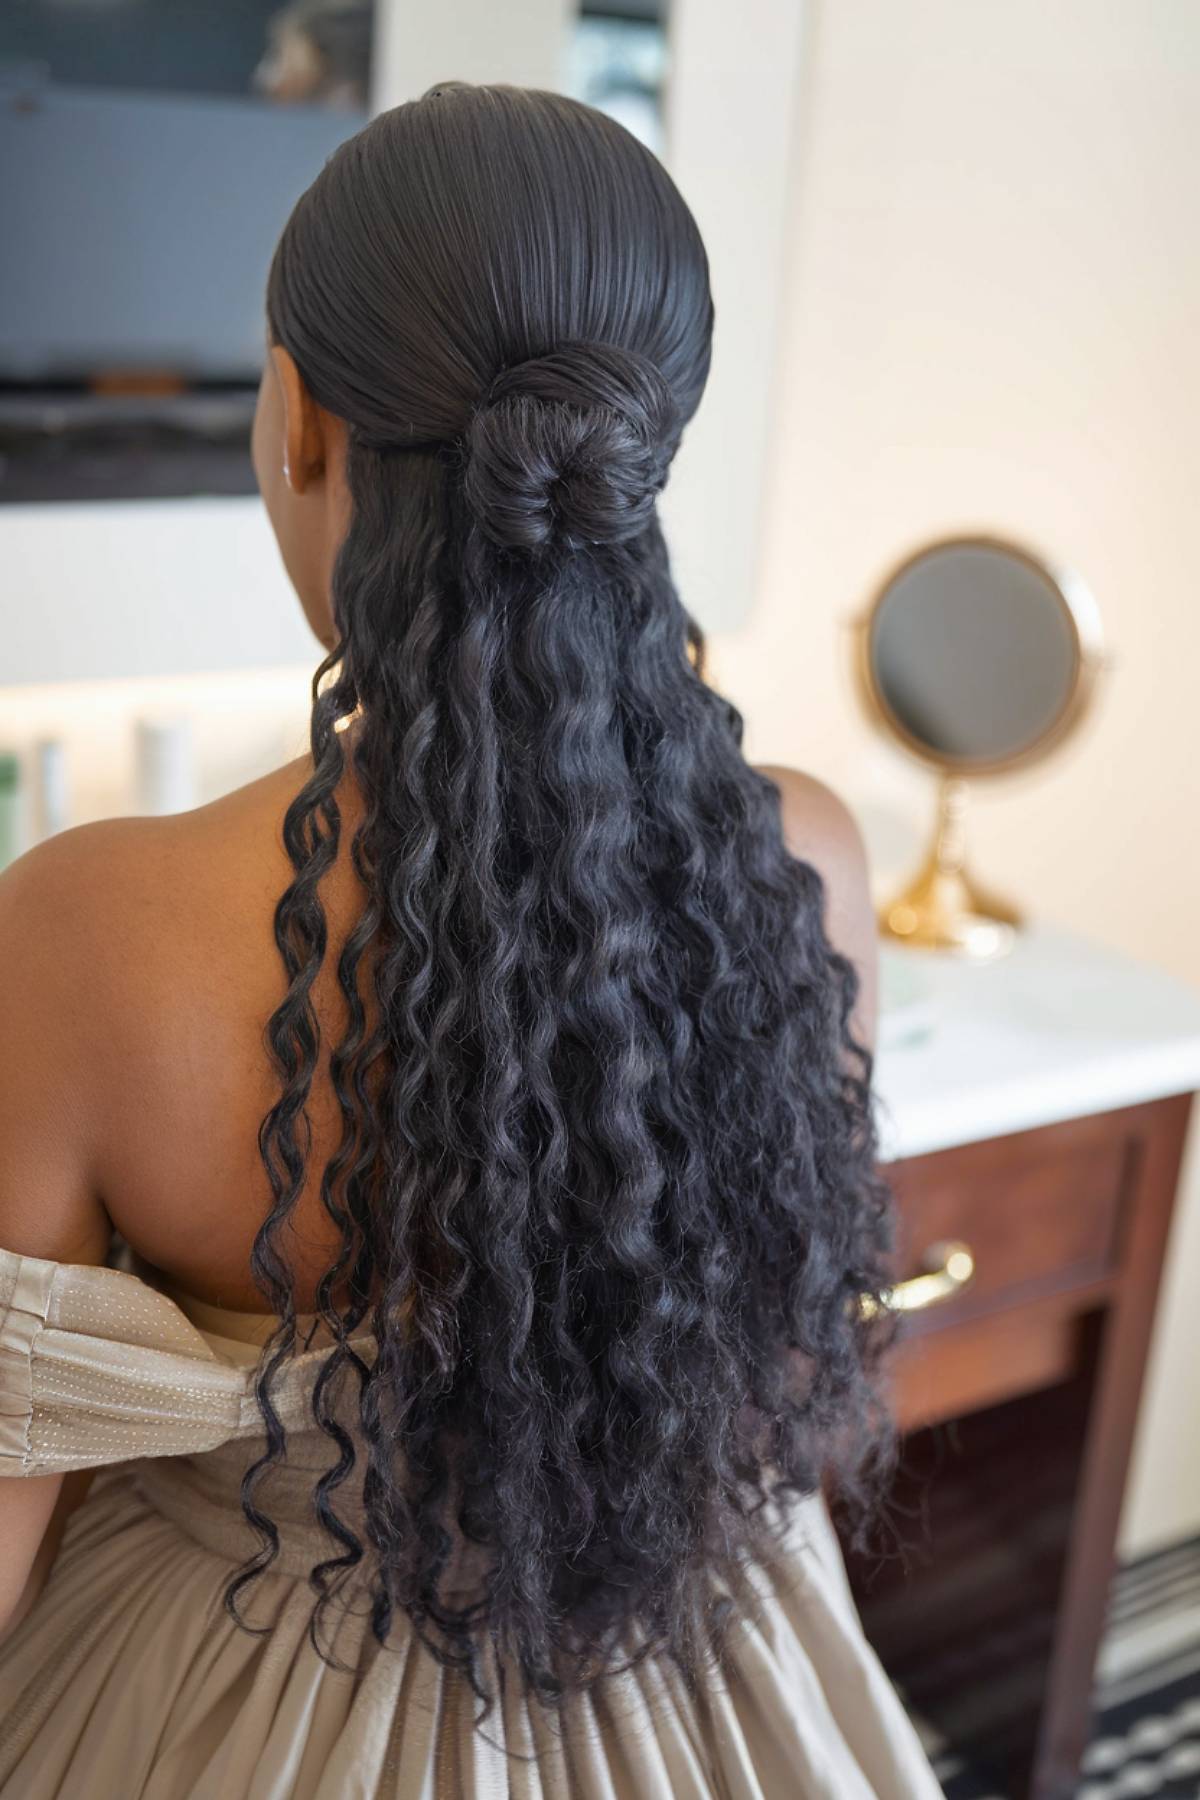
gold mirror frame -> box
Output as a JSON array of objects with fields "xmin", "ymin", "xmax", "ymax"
[{"xmin": 852, "ymin": 532, "xmax": 1106, "ymax": 959}]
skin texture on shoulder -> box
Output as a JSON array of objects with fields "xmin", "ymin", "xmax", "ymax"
[
  {"xmin": 0, "ymin": 823, "xmax": 115, "ymax": 1638},
  {"xmin": 755, "ymin": 763, "xmax": 879, "ymax": 1055},
  {"xmin": 0, "ymin": 821, "xmax": 120, "ymax": 1265},
  {"xmin": 0, "ymin": 755, "xmax": 360, "ymax": 1271},
  {"xmin": 0, "ymin": 768, "xmax": 320, "ymax": 1638}
]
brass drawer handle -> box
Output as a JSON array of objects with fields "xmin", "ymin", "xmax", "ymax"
[{"xmin": 861, "ymin": 1240, "xmax": 975, "ymax": 1319}]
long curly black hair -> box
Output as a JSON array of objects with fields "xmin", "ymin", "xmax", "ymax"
[{"xmin": 228, "ymin": 81, "xmax": 894, "ymax": 1733}]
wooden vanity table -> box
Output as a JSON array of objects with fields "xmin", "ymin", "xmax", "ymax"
[{"xmin": 844, "ymin": 926, "xmax": 1200, "ymax": 1800}]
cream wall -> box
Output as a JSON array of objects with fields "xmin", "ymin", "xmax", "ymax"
[
  {"xmin": 704, "ymin": 0, "xmax": 1200, "ymax": 1554},
  {"xmin": 661, "ymin": 0, "xmax": 808, "ymax": 632}
]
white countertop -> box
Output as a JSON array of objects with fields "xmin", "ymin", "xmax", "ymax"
[{"xmin": 872, "ymin": 925, "xmax": 1200, "ymax": 1162}]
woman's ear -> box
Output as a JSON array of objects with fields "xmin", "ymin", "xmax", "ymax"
[{"xmin": 270, "ymin": 344, "xmax": 326, "ymax": 494}]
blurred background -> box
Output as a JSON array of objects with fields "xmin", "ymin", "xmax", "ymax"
[{"xmin": 2, "ymin": 3, "xmax": 1199, "ymax": 1794}]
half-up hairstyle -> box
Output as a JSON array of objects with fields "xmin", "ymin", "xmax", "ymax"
[{"xmin": 232, "ymin": 80, "xmax": 894, "ymax": 1737}]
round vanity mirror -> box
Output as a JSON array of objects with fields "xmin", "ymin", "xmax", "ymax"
[{"xmin": 855, "ymin": 535, "xmax": 1105, "ymax": 959}]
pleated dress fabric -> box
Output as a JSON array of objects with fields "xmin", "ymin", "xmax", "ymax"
[{"xmin": 0, "ymin": 1245, "xmax": 944, "ymax": 1799}]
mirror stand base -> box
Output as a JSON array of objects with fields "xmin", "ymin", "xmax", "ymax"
[{"xmin": 879, "ymin": 778, "xmax": 1021, "ymax": 961}]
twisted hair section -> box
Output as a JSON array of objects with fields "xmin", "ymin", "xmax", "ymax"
[
  {"xmin": 464, "ymin": 344, "xmax": 680, "ymax": 551},
  {"xmin": 229, "ymin": 83, "xmax": 896, "ymax": 1732}
]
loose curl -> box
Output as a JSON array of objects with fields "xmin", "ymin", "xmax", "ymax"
[{"xmin": 226, "ymin": 82, "xmax": 896, "ymax": 1740}]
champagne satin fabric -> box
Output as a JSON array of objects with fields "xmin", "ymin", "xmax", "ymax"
[{"xmin": 0, "ymin": 1246, "xmax": 944, "ymax": 1798}]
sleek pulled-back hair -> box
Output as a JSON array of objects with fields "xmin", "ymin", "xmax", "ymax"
[{"xmin": 234, "ymin": 81, "xmax": 893, "ymax": 1734}]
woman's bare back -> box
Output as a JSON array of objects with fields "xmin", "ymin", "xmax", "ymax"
[{"xmin": 0, "ymin": 755, "xmax": 873, "ymax": 1314}]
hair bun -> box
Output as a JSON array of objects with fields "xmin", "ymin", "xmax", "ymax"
[{"xmin": 462, "ymin": 344, "xmax": 680, "ymax": 553}]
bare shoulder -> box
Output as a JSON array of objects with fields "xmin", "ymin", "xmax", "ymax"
[
  {"xmin": 753, "ymin": 763, "xmax": 878, "ymax": 1048},
  {"xmin": 0, "ymin": 819, "xmax": 149, "ymax": 1257},
  {"xmin": 0, "ymin": 754, "xmax": 323, "ymax": 1026},
  {"xmin": 0, "ymin": 814, "xmax": 162, "ymax": 1040},
  {"xmin": 0, "ymin": 759, "xmax": 313, "ymax": 1258},
  {"xmin": 1, "ymin": 750, "xmax": 310, "ymax": 917},
  {"xmin": 755, "ymin": 765, "xmax": 866, "ymax": 877},
  {"xmin": 0, "ymin": 811, "xmax": 189, "ymax": 959},
  {"xmin": 0, "ymin": 812, "xmax": 205, "ymax": 1096}
]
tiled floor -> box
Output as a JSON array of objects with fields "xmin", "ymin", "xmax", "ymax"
[{"xmin": 922, "ymin": 1536, "xmax": 1200, "ymax": 1799}]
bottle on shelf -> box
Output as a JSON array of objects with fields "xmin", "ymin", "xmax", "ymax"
[
  {"xmin": 0, "ymin": 752, "xmax": 22, "ymax": 873},
  {"xmin": 135, "ymin": 717, "xmax": 196, "ymax": 816},
  {"xmin": 32, "ymin": 738, "xmax": 70, "ymax": 841}
]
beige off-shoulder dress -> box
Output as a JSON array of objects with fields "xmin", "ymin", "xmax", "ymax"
[{"xmin": 0, "ymin": 1244, "xmax": 944, "ymax": 1799}]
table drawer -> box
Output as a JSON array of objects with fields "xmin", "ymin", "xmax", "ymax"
[
  {"xmin": 888, "ymin": 1303, "xmax": 1087, "ymax": 1432},
  {"xmin": 884, "ymin": 1109, "xmax": 1140, "ymax": 1336}
]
